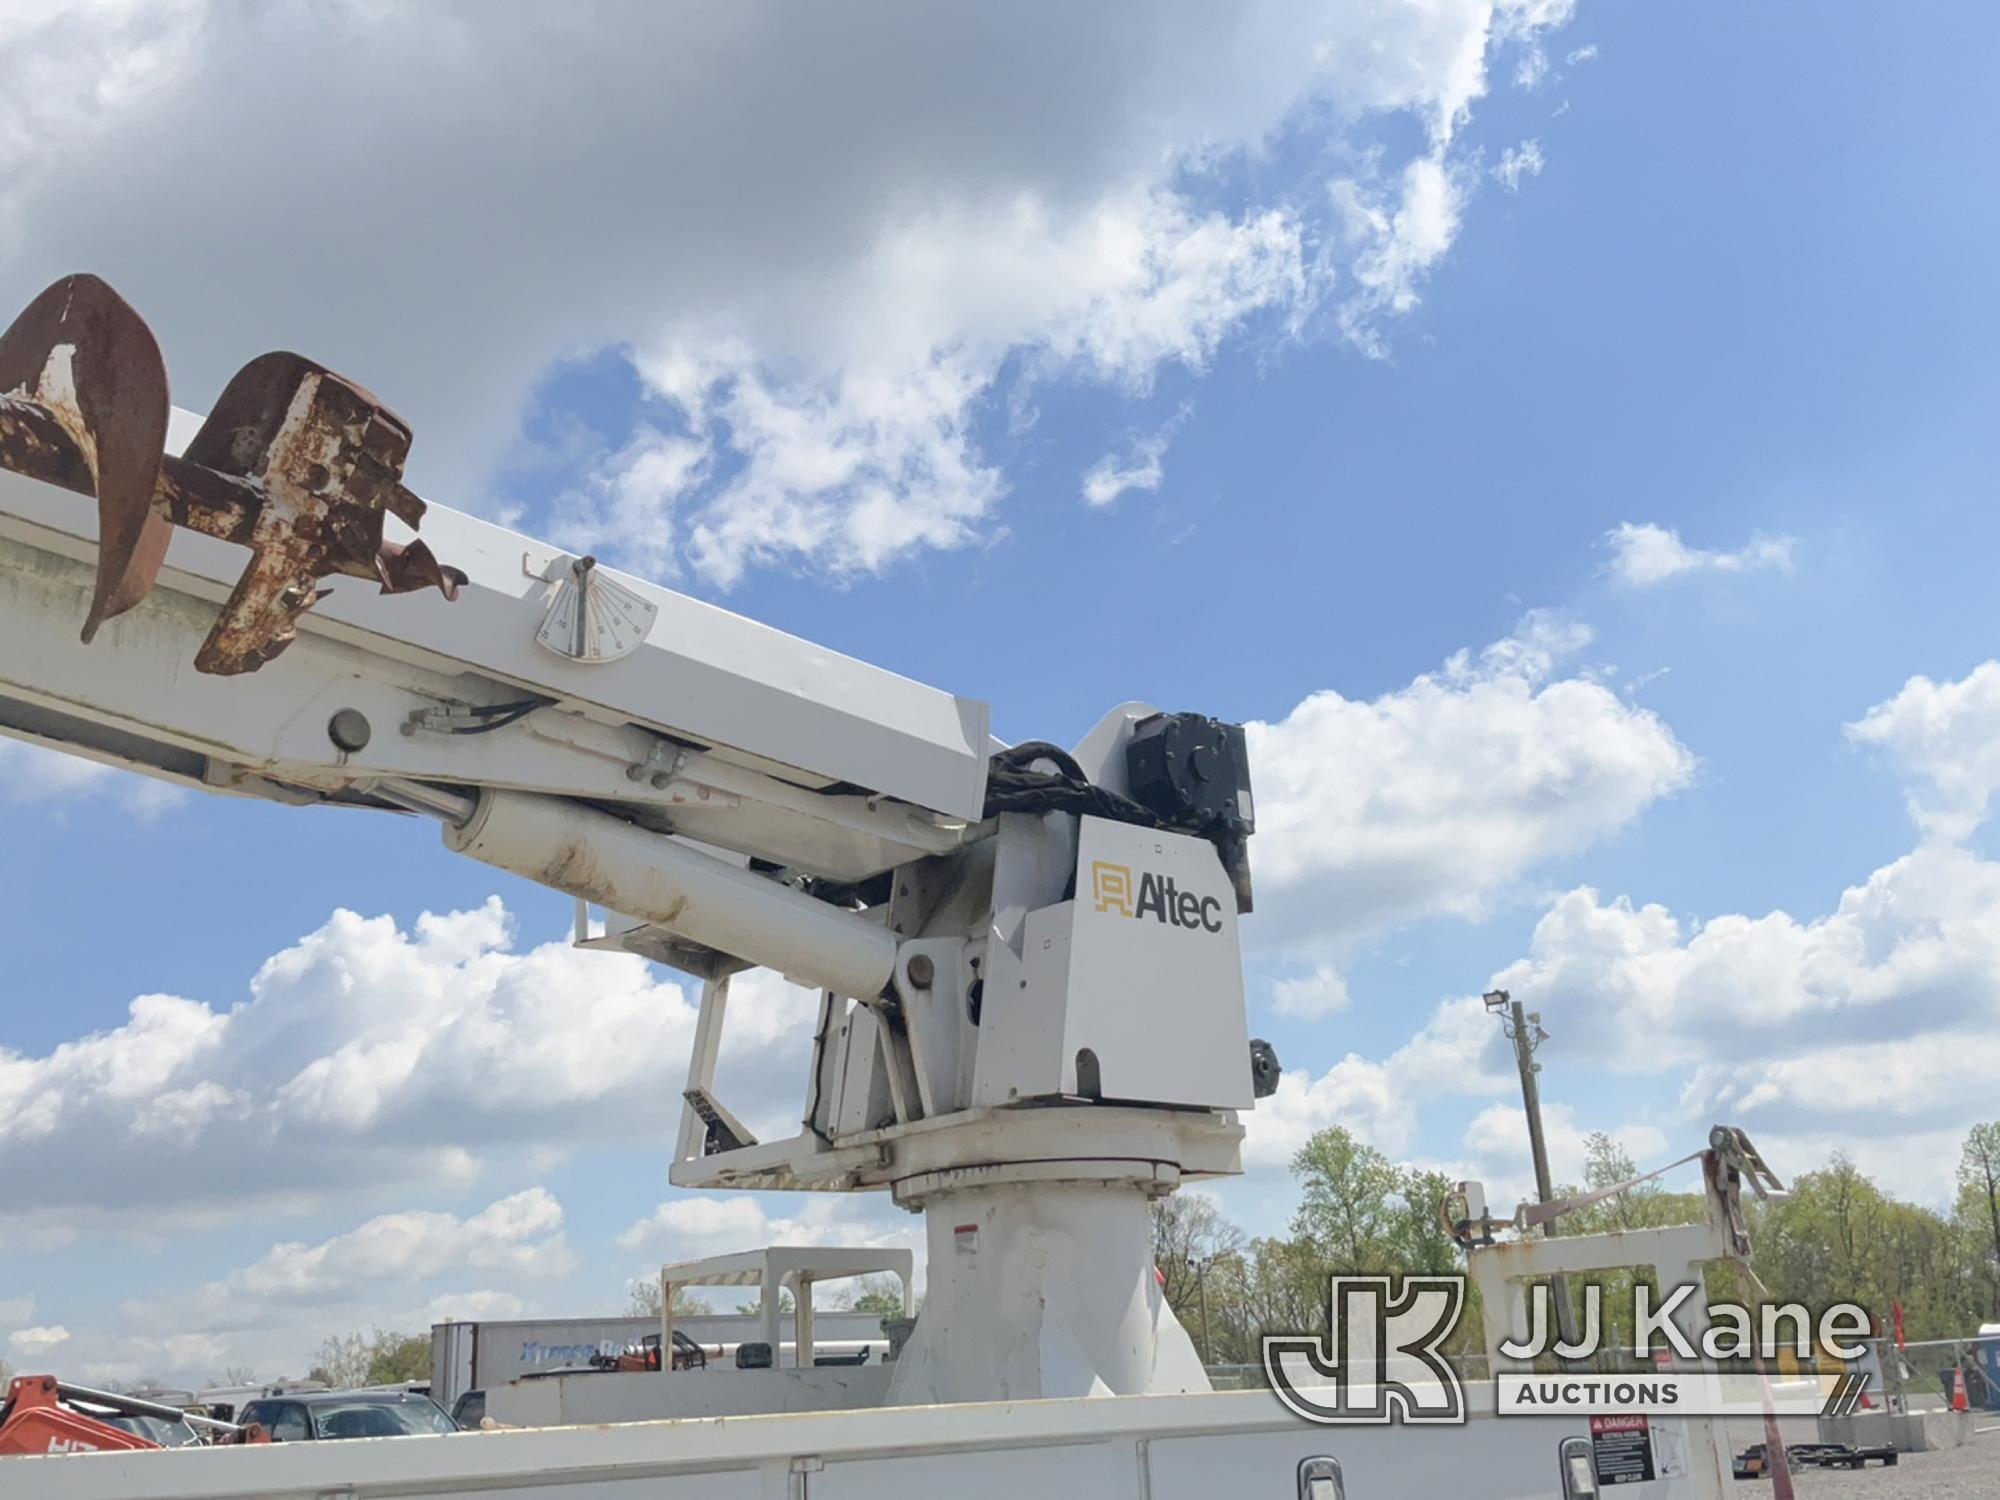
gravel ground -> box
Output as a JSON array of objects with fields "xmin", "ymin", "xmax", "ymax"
[{"xmin": 1735, "ymin": 1424, "xmax": 1999, "ymax": 1497}]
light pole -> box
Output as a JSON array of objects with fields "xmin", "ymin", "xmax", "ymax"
[
  {"xmin": 1484, "ymin": 988, "xmax": 1584, "ymax": 1360},
  {"xmin": 1187, "ymin": 1250, "xmax": 1231, "ymax": 1367}
]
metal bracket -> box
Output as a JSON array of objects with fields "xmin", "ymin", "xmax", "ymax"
[
  {"xmin": 789, "ymin": 1454, "xmax": 824, "ymax": 1500},
  {"xmin": 624, "ymin": 737, "xmax": 687, "ymax": 788}
]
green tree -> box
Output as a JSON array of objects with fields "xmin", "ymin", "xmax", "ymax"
[
  {"xmin": 833, "ymin": 1276, "xmax": 909, "ymax": 1317},
  {"xmin": 1390, "ymin": 1167, "xmax": 1463, "ymax": 1275},
  {"xmin": 1746, "ymin": 1151, "xmax": 1982, "ymax": 1348},
  {"xmin": 1152, "ymin": 1192, "xmax": 1246, "ymax": 1313},
  {"xmin": 1289, "ymin": 1126, "xmax": 1404, "ymax": 1269},
  {"xmin": 1957, "ymin": 1122, "xmax": 2000, "ymax": 1318},
  {"xmin": 627, "ymin": 1278, "xmax": 706, "ymax": 1318},
  {"xmin": 308, "ymin": 1329, "xmax": 429, "ymax": 1388},
  {"xmin": 308, "ymin": 1330, "xmax": 370, "ymax": 1388},
  {"xmin": 1546, "ymin": 1132, "xmax": 1707, "ymax": 1352},
  {"xmin": 366, "ymin": 1333, "xmax": 431, "ymax": 1385}
]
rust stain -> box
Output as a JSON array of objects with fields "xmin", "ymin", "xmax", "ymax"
[{"xmin": 0, "ymin": 274, "xmax": 465, "ymax": 675}]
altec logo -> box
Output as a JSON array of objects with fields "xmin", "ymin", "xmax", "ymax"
[{"xmin": 1090, "ymin": 860, "xmax": 1222, "ymax": 933}]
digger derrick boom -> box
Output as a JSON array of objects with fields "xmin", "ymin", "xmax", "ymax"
[{"xmin": 0, "ymin": 273, "xmax": 990, "ymax": 846}]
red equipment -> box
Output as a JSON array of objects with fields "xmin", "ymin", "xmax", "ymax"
[
  {"xmin": 0, "ymin": 1376, "xmax": 161, "ymax": 1457},
  {"xmin": 0, "ymin": 1376, "xmax": 265, "ymax": 1458}
]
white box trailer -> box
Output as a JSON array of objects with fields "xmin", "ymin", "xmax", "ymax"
[{"xmin": 431, "ymin": 1314, "xmax": 892, "ymax": 1409}]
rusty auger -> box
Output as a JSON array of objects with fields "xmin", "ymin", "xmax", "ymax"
[{"xmin": 0, "ymin": 273, "xmax": 466, "ymax": 675}]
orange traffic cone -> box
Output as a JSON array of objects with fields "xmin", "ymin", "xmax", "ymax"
[{"xmin": 1951, "ymin": 1368, "xmax": 1969, "ymax": 1413}]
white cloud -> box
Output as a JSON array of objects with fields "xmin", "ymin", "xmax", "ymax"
[
  {"xmin": 1492, "ymin": 843, "xmax": 2000, "ymax": 1077},
  {"xmin": 1495, "ymin": 139, "xmax": 1546, "ymax": 192},
  {"xmin": 222, "ymin": 1189, "xmax": 570, "ymax": 1308},
  {"xmin": 1249, "ymin": 611, "xmax": 1694, "ymax": 951},
  {"xmin": 1255, "ymin": 656, "xmax": 2000, "ymax": 1212},
  {"xmin": 1330, "ymin": 152, "xmax": 1466, "ymax": 354},
  {"xmin": 1271, "ymin": 964, "xmax": 1352, "ymax": 1019},
  {"xmin": 1846, "ymin": 661, "xmax": 2000, "ymax": 843},
  {"xmin": 1481, "ymin": 663, "xmax": 2000, "ymax": 1199},
  {"xmin": 129, "ymin": 1189, "xmax": 573, "ymax": 1338},
  {"xmin": 1604, "ymin": 521, "xmax": 1798, "ymax": 588},
  {"xmin": 0, "ymin": 738, "xmax": 186, "ymax": 818},
  {"xmin": 2, "ymin": 3, "xmax": 1580, "ymax": 588},
  {"xmin": 618, "ymin": 1193, "xmax": 918, "ymax": 1268},
  {"xmin": 1566, "ymin": 44, "xmax": 1599, "ymax": 66},
  {"xmin": 1462, "ymin": 1101, "xmax": 1669, "ymax": 1204},
  {"xmin": 8, "ymin": 1324, "xmax": 70, "ymax": 1357},
  {"xmin": 0, "ymin": 897, "xmax": 820, "ymax": 1223},
  {"xmin": 0, "ymin": 1297, "xmax": 33, "ymax": 1328},
  {"xmin": 1724, "ymin": 1125, "xmax": 1966, "ymax": 1209},
  {"xmin": 76, "ymin": 1191, "xmax": 570, "ymax": 1382},
  {"xmin": 427, "ymin": 1289, "xmax": 528, "ymax": 1323},
  {"xmin": 1080, "ymin": 403, "xmax": 1191, "ymax": 509},
  {"xmin": 564, "ymin": 197, "xmax": 1306, "ymax": 585},
  {"xmin": 1244, "ymin": 994, "xmax": 1512, "ymax": 1168}
]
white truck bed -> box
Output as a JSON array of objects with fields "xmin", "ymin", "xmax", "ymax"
[{"xmin": 6, "ymin": 1387, "xmax": 1733, "ymax": 1498}]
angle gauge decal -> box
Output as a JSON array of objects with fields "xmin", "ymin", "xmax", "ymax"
[{"xmin": 533, "ymin": 554, "xmax": 658, "ymax": 663}]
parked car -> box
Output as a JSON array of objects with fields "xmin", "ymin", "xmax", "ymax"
[
  {"xmin": 449, "ymin": 1389, "xmax": 484, "ymax": 1429},
  {"xmin": 96, "ymin": 1412, "xmax": 204, "ymax": 1448},
  {"xmin": 237, "ymin": 1390, "xmax": 460, "ymax": 1441}
]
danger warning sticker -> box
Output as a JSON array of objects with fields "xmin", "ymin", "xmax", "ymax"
[{"xmin": 1589, "ymin": 1414, "xmax": 1656, "ymax": 1485}]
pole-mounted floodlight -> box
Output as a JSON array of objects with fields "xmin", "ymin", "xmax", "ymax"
[{"xmin": 1481, "ymin": 977, "xmax": 1582, "ymax": 1357}]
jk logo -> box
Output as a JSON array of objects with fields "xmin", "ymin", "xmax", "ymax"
[{"xmin": 1263, "ymin": 1275, "xmax": 1467, "ymax": 1425}]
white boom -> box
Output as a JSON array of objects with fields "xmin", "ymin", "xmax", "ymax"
[
  {"xmin": 0, "ymin": 274, "xmax": 1264, "ymax": 1406},
  {"xmin": 0, "ymin": 275, "xmax": 1740, "ymax": 1497}
]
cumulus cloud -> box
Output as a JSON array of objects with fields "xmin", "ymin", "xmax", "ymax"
[
  {"xmin": 0, "ymin": 897, "xmax": 820, "ymax": 1223},
  {"xmin": 124, "ymin": 1189, "xmax": 572, "ymax": 1338},
  {"xmin": 1480, "ymin": 661, "xmax": 2000, "ymax": 1201},
  {"xmin": 8, "ymin": 1324, "xmax": 70, "ymax": 1357},
  {"xmin": 1271, "ymin": 965, "xmax": 1352, "ymax": 1019},
  {"xmin": 0, "ymin": 738, "xmax": 186, "ymax": 818},
  {"xmin": 1462, "ymin": 1101, "xmax": 1668, "ymax": 1204},
  {"xmin": 1242, "ymin": 609, "xmax": 1690, "ymax": 1175},
  {"xmin": 1491, "ymin": 844, "xmax": 2000, "ymax": 1076},
  {"xmin": 1081, "ymin": 405, "xmax": 1191, "ymax": 509},
  {"xmin": 1845, "ymin": 661, "xmax": 2000, "ymax": 842},
  {"xmin": 1604, "ymin": 522, "xmax": 1798, "ymax": 588},
  {"xmin": 1249, "ymin": 611, "xmax": 1694, "ymax": 952},
  {"xmin": 1, "ymin": 2, "xmax": 1579, "ymax": 587},
  {"xmin": 48, "ymin": 1190, "xmax": 572, "ymax": 1383},
  {"xmin": 1244, "ymin": 994, "xmax": 1513, "ymax": 1167}
]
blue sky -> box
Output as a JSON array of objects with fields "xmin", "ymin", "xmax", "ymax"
[{"xmin": 3, "ymin": 1, "xmax": 1999, "ymax": 1384}]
